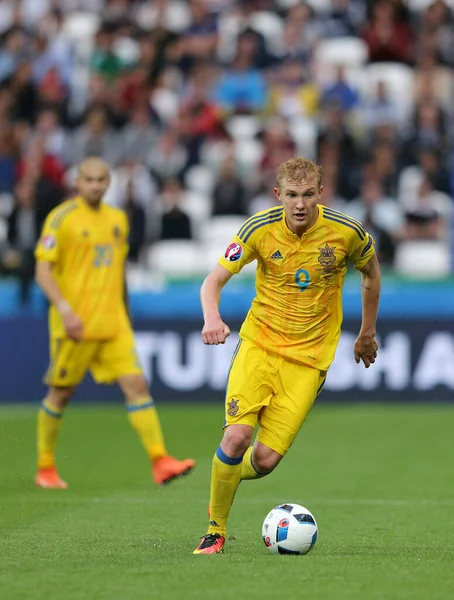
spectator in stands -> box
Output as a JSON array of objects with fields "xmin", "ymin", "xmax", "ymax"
[
  {"xmin": 346, "ymin": 179, "xmax": 404, "ymax": 265},
  {"xmin": 418, "ymin": 147, "xmax": 451, "ymax": 196},
  {"xmin": 148, "ymin": 127, "xmax": 188, "ymax": 186},
  {"xmin": 90, "ymin": 25, "xmax": 125, "ymax": 83},
  {"xmin": 158, "ymin": 178, "xmax": 192, "ymax": 241},
  {"xmin": 176, "ymin": 0, "xmax": 219, "ymax": 73},
  {"xmin": 120, "ymin": 103, "xmax": 159, "ymax": 165},
  {"xmin": 2, "ymin": 178, "xmax": 40, "ymax": 304},
  {"xmin": 212, "ymin": 40, "xmax": 268, "ymax": 115},
  {"xmin": 178, "ymin": 62, "xmax": 224, "ymax": 166},
  {"xmin": 16, "ymin": 136, "xmax": 65, "ymax": 190},
  {"xmin": 247, "ymin": 172, "xmax": 277, "ymax": 215},
  {"xmin": 259, "ymin": 117, "xmax": 295, "ymax": 183},
  {"xmin": 401, "ymin": 174, "xmax": 452, "ymax": 242},
  {"xmin": 362, "ymin": 0, "xmax": 413, "ymax": 63},
  {"xmin": 265, "ymin": 58, "xmax": 319, "ymax": 119},
  {"xmin": 124, "ymin": 178, "xmax": 146, "ymax": 263},
  {"xmin": 419, "ymin": 0, "xmax": 454, "ymax": 66},
  {"xmin": 0, "ymin": 27, "xmax": 28, "ymax": 84},
  {"xmin": 402, "ymin": 101, "xmax": 448, "ymax": 166},
  {"xmin": 8, "ymin": 61, "xmax": 40, "ymax": 124},
  {"xmin": 32, "ymin": 33, "xmax": 74, "ymax": 89},
  {"xmin": 317, "ymin": 106, "xmax": 359, "ymax": 199},
  {"xmin": 281, "ymin": 2, "xmax": 321, "ymax": 64},
  {"xmin": 321, "ymin": 65, "xmax": 359, "ymax": 113},
  {"xmin": 0, "ymin": 125, "xmax": 17, "ymax": 193},
  {"xmin": 33, "ymin": 107, "xmax": 69, "ymax": 160},
  {"xmin": 360, "ymin": 80, "xmax": 399, "ymax": 133},
  {"xmin": 68, "ymin": 106, "xmax": 120, "ymax": 166},
  {"xmin": 233, "ymin": 28, "xmax": 276, "ymax": 71},
  {"xmin": 212, "ymin": 154, "xmax": 247, "ymax": 216},
  {"xmin": 319, "ymin": 176, "xmax": 347, "ymax": 212},
  {"xmin": 322, "ymin": 0, "xmax": 365, "ymax": 38}
]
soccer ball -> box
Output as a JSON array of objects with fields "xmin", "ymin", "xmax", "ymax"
[{"xmin": 262, "ymin": 503, "xmax": 318, "ymax": 555}]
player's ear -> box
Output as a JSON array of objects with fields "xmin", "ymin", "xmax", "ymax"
[
  {"xmin": 319, "ymin": 185, "xmax": 324, "ymax": 198},
  {"xmin": 273, "ymin": 187, "xmax": 281, "ymax": 202}
]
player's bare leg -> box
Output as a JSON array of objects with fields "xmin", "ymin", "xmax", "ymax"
[
  {"xmin": 35, "ymin": 386, "xmax": 75, "ymax": 489},
  {"xmin": 241, "ymin": 441, "xmax": 283, "ymax": 480},
  {"xmin": 194, "ymin": 424, "xmax": 253, "ymax": 555},
  {"xmin": 118, "ymin": 374, "xmax": 195, "ymax": 486}
]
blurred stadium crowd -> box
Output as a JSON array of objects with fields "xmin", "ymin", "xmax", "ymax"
[{"xmin": 0, "ymin": 0, "xmax": 453, "ymax": 301}]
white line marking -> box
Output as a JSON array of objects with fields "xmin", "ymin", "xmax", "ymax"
[{"xmin": 3, "ymin": 496, "xmax": 454, "ymax": 507}]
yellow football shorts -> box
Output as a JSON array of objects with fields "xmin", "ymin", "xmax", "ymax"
[
  {"xmin": 45, "ymin": 327, "xmax": 143, "ymax": 387},
  {"xmin": 225, "ymin": 339, "xmax": 326, "ymax": 456}
]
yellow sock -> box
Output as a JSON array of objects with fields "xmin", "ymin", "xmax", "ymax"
[
  {"xmin": 207, "ymin": 446, "xmax": 243, "ymax": 537},
  {"xmin": 240, "ymin": 446, "xmax": 268, "ymax": 481},
  {"xmin": 37, "ymin": 398, "xmax": 63, "ymax": 469},
  {"xmin": 127, "ymin": 396, "xmax": 168, "ymax": 461}
]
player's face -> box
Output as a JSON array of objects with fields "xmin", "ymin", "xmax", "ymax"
[
  {"xmin": 77, "ymin": 167, "xmax": 110, "ymax": 206},
  {"xmin": 274, "ymin": 178, "xmax": 322, "ymax": 236}
]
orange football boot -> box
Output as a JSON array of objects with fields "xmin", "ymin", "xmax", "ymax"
[
  {"xmin": 34, "ymin": 467, "xmax": 68, "ymax": 489},
  {"xmin": 153, "ymin": 456, "xmax": 195, "ymax": 486},
  {"xmin": 193, "ymin": 533, "xmax": 225, "ymax": 555}
]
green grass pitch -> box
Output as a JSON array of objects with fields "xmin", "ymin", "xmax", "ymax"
[{"xmin": 1, "ymin": 402, "xmax": 454, "ymax": 600}]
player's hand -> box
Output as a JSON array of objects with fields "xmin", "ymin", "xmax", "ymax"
[
  {"xmin": 202, "ymin": 318, "xmax": 231, "ymax": 345},
  {"xmin": 58, "ymin": 303, "xmax": 83, "ymax": 341},
  {"xmin": 354, "ymin": 333, "xmax": 378, "ymax": 368}
]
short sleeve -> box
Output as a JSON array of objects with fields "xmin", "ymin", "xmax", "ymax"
[
  {"xmin": 218, "ymin": 234, "xmax": 258, "ymax": 275},
  {"xmin": 34, "ymin": 213, "xmax": 61, "ymax": 263},
  {"xmin": 349, "ymin": 230, "xmax": 376, "ymax": 270}
]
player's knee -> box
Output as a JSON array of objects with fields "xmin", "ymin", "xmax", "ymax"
[
  {"xmin": 120, "ymin": 375, "xmax": 149, "ymax": 403},
  {"xmin": 222, "ymin": 425, "xmax": 253, "ymax": 457},
  {"xmin": 47, "ymin": 387, "xmax": 74, "ymax": 409},
  {"xmin": 252, "ymin": 449, "xmax": 283, "ymax": 474}
]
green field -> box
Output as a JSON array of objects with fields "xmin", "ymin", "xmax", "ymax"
[{"xmin": 1, "ymin": 403, "xmax": 454, "ymax": 600}]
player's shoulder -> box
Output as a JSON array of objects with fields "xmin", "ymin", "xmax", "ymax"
[
  {"xmin": 237, "ymin": 206, "xmax": 284, "ymax": 244},
  {"xmin": 103, "ymin": 204, "xmax": 128, "ymax": 229},
  {"xmin": 319, "ymin": 205, "xmax": 367, "ymax": 242},
  {"xmin": 47, "ymin": 197, "xmax": 81, "ymax": 229}
]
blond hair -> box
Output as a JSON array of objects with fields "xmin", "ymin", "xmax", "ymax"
[{"xmin": 276, "ymin": 156, "xmax": 322, "ymax": 190}]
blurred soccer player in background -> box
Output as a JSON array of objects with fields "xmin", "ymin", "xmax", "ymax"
[
  {"xmin": 194, "ymin": 156, "xmax": 380, "ymax": 554},
  {"xmin": 34, "ymin": 157, "xmax": 195, "ymax": 489}
]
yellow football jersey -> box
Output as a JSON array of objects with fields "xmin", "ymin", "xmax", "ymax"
[
  {"xmin": 218, "ymin": 204, "xmax": 375, "ymax": 370},
  {"xmin": 35, "ymin": 197, "xmax": 130, "ymax": 341}
]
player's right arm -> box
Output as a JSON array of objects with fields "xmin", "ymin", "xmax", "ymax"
[
  {"xmin": 201, "ymin": 229, "xmax": 258, "ymax": 345},
  {"xmin": 201, "ymin": 264, "xmax": 232, "ymax": 345},
  {"xmin": 35, "ymin": 214, "xmax": 83, "ymax": 341},
  {"xmin": 35, "ymin": 262, "xmax": 83, "ymax": 341}
]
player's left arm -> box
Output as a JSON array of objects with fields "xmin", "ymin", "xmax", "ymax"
[
  {"xmin": 121, "ymin": 212, "xmax": 131, "ymax": 320},
  {"xmin": 123, "ymin": 269, "xmax": 130, "ymax": 321},
  {"xmin": 348, "ymin": 228, "xmax": 380, "ymax": 369},
  {"xmin": 355, "ymin": 254, "xmax": 381, "ymax": 368}
]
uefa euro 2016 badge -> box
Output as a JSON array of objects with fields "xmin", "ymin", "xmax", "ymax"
[
  {"xmin": 41, "ymin": 234, "xmax": 56, "ymax": 249},
  {"xmin": 225, "ymin": 242, "xmax": 243, "ymax": 262}
]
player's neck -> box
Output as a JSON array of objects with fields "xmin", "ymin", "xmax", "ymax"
[{"xmin": 80, "ymin": 197, "xmax": 103, "ymax": 211}]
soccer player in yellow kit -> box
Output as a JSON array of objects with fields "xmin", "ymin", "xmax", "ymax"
[
  {"xmin": 193, "ymin": 156, "xmax": 380, "ymax": 554},
  {"xmin": 34, "ymin": 157, "xmax": 195, "ymax": 489}
]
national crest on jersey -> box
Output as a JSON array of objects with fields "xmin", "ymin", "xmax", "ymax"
[{"xmin": 318, "ymin": 243, "xmax": 336, "ymax": 269}]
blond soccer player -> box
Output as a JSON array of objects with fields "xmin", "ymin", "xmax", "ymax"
[
  {"xmin": 193, "ymin": 156, "xmax": 380, "ymax": 554},
  {"xmin": 34, "ymin": 158, "xmax": 195, "ymax": 489}
]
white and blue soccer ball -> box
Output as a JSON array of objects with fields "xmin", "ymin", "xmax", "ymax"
[{"xmin": 262, "ymin": 503, "xmax": 318, "ymax": 555}]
